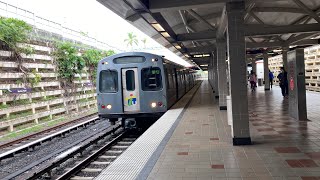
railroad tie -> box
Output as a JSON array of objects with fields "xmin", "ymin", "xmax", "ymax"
[
  {"xmin": 99, "ymin": 155, "xmax": 117, "ymax": 159},
  {"xmin": 81, "ymin": 168, "xmax": 102, "ymax": 173},
  {"xmin": 113, "ymin": 145, "xmax": 129, "ymax": 149},
  {"xmin": 117, "ymin": 141, "xmax": 132, "ymax": 145},
  {"xmin": 122, "ymin": 138, "xmax": 136, "ymax": 141},
  {"xmin": 70, "ymin": 176, "xmax": 94, "ymax": 180},
  {"xmin": 106, "ymin": 150, "xmax": 122, "ymax": 154},
  {"xmin": 91, "ymin": 161, "xmax": 111, "ymax": 165}
]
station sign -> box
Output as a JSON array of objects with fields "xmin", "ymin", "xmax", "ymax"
[
  {"xmin": 192, "ymin": 54, "xmax": 211, "ymax": 58},
  {"xmin": 8, "ymin": 88, "xmax": 32, "ymax": 93}
]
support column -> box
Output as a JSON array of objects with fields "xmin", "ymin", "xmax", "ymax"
[
  {"xmin": 251, "ymin": 58, "xmax": 256, "ymax": 73},
  {"xmin": 213, "ymin": 52, "xmax": 219, "ymax": 98},
  {"xmin": 288, "ymin": 49, "xmax": 307, "ymax": 120},
  {"xmin": 263, "ymin": 52, "xmax": 270, "ymax": 90},
  {"xmin": 226, "ymin": 1, "xmax": 251, "ymax": 145},
  {"xmin": 217, "ymin": 39, "xmax": 227, "ymax": 110},
  {"xmin": 282, "ymin": 46, "xmax": 289, "ymax": 70},
  {"xmin": 208, "ymin": 54, "xmax": 214, "ymax": 90}
]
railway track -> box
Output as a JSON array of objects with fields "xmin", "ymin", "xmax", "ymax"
[
  {"xmin": 0, "ymin": 113, "xmax": 98, "ymax": 152},
  {"xmin": 0, "ymin": 117, "xmax": 115, "ymax": 180},
  {"xmin": 0, "ymin": 116, "xmax": 100, "ymax": 161},
  {"xmin": 39, "ymin": 131, "xmax": 136, "ymax": 180},
  {"xmin": 0, "ymin": 116, "xmax": 151, "ymax": 180}
]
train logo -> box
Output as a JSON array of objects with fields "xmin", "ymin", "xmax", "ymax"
[{"xmin": 126, "ymin": 94, "xmax": 137, "ymax": 106}]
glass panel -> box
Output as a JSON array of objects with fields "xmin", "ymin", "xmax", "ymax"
[
  {"xmin": 113, "ymin": 56, "xmax": 146, "ymax": 64},
  {"xmin": 141, "ymin": 67, "xmax": 162, "ymax": 91},
  {"xmin": 99, "ymin": 70, "xmax": 118, "ymax": 93},
  {"xmin": 126, "ymin": 70, "xmax": 135, "ymax": 91}
]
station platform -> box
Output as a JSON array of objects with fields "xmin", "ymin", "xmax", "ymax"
[{"xmin": 96, "ymin": 81, "xmax": 320, "ymax": 180}]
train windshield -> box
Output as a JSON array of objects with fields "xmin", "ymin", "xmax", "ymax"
[
  {"xmin": 141, "ymin": 67, "xmax": 162, "ymax": 91},
  {"xmin": 99, "ymin": 70, "xmax": 118, "ymax": 93}
]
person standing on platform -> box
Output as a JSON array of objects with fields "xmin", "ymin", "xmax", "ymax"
[
  {"xmin": 269, "ymin": 70, "xmax": 274, "ymax": 89},
  {"xmin": 249, "ymin": 70, "xmax": 257, "ymax": 91},
  {"xmin": 277, "ymin": 67, "xmax": 288, "ymax": 97}
]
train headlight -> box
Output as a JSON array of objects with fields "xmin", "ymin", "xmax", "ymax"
[
  {"xmin": 151, "ymin": 102, "xmax": 157, "ymax": 108},
  {"xmin": 106, "ymin": 104, "xmax": 112, "ymax": 109}
]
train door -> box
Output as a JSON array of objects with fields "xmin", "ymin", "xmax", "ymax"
[{"xmin": 121, "ymin": 68, "xmax": 140, "ymax": 112}]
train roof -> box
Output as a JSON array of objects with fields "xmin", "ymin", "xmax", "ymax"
[{"xmin": 100, "ymin": 51, "xmax": 188, "ymax": 69}]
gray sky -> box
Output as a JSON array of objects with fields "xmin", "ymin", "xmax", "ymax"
[{"xmin": 1, "ymin": 0, "xmax": 190, "ymax": 66}]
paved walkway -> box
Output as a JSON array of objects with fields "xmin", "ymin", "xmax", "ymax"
[{"xmin": 147, "ymin": 81, "xmax": 320, "ymax": 180}]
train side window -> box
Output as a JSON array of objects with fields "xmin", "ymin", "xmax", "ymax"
[
  {"xmin": 126, "ymin": 70, "xmax": 135, "ymax": 91},
  {"xmin": 141, "ymin": 67, "xmax": 162, "ymax": 91},
  {"xmin": 99, "ymin": 70, "xmax": 118, "ymax": 93}
]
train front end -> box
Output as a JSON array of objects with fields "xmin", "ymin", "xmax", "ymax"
[{"xmin": 97, "ymin": 52, "xmax": 168, "ymax": 124}]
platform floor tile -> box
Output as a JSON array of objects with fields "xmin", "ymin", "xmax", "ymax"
[{"xmin": 148, "ymin": 81, "xmax": 320, "ymax": 180}]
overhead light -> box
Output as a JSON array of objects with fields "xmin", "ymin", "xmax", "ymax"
[
  {"xmin": 200, "ymin": 64, "xmax": 208, "ymax": 67},
  {"xmin": 175, "ymin": 45, "xmax": 181, "ymax": 49},
  {"xmin": 161, "ymin": 32, "xmax": 170, "ymax": 38},
  {"xmin": 151, "ymin": 23, "xmax": 165, "ymax": 31},
  {"xmin": 273, "ymin": 49, "xmax": 282, "ymax": 52}
]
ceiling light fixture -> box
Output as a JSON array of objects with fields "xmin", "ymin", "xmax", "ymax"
[
  {"xmin": 161, "ymin": 32, "xmax": 170, "ymax": 38},
  {"xmin": 151, "ymin": 23, "xmax": 165, "ymax": 31}
]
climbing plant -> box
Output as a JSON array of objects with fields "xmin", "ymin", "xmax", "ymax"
[
  {"xmin": 28, "ymin": 70, "xmax": 42, "ymax": 87},
  {"xmin": 0, "ymin": 17, "xmax": 34, "ymax": 86},
  {"xmin": 53, "ymin": 42, "xmax": 85, "ymax": 87},
  {"xmin": 83, "ymin": 49, "xmax": 115, "ymax": 84}
]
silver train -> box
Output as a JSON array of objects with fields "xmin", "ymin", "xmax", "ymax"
[{"xmin": 97, "ymin": 52, "xmax": 197, "ymax": 125}]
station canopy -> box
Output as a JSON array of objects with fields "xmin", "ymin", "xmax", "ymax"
[{"xmin": 98, "ymin": 0, "xmax": 320, "ymax": 71}]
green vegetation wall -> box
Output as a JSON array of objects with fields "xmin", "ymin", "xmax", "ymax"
[{"xmin": 0, "ymin": 17, "xmax": 115, "ymax": 132}]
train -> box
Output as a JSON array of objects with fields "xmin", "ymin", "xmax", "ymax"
[{"xmin": 96, "ymin": 52, "xmax": 197, "ymax": 126}]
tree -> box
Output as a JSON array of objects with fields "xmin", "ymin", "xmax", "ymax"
[
  {"xmin": 141, "ymin": 38, "xmax": 147, "ymax": 48},
  {"xmin": 0, "ymin": 17, "xmax": 34, "ymax": 86},
  {"xmin": 83, "ymin": 49, "xmax": 115, "ymax": 84},
  {"xmin": 124, "ymin": 32, "xmax": 138, "ymax": 50}
]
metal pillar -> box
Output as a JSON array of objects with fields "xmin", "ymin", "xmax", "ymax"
[
  {"xmin": 209, "ymin": 54, "xmax": 215, "ymax": 91},
  {"xmin": 217, "ymin": 39, "xmax": 227, "ymax": 110},
  {"xmin": 213, "ymin": 52, "xmax": 219, "ymax": 98},
  {"xmin": 288, "ymin": 49, "xmax": 307, "ymax": 121},
  {"xmin": 263, "ymin": 52, "xmax": 270, "ymax": 90},
  {"xmin": 226, "ymin": 1, "xmax": 251, "ymax": 145},
  {"xmin": 282, "ymin": 46, "xmax": 289, "ymax": 70}
]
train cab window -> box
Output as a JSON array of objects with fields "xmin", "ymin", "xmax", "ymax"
[
  {"xmin": 99, "ymin": 70, "xmax": 118, "ymax": 93},
  {"xmin": 141, "ymin": 67, "xmax": 162, "ymax": 91},
  {"xmin": 126, "ymin": 70, "xmax": 135, "ymax": 91}
]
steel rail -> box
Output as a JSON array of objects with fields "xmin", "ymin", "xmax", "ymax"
[
  {"xmin": 56, "ymin": 131, "xmax": 127, "ymax": 180},
  {"xmin": 0, "ymin": 113, "xmax": 97, "ymax": 150},
  {"xmin": 24, "ymin": 125, "xmax": 123, "ymax": 180},
  {"xmin": 0, "ymin": 116, "xmax": 99, "ymax": 161}
]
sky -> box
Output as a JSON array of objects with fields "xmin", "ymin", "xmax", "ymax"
[{"xmin": 1, "ymin": 0, "xmax": 191, "ymax": 66}]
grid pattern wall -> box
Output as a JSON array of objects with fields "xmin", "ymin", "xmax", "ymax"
[
  {"xmin": 268, "ymin": 45, "xmax": 320, "ymax": 92},
  {"xmin": 0, "ymin": 40, "xmax": 97, "ymax": 132}
]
